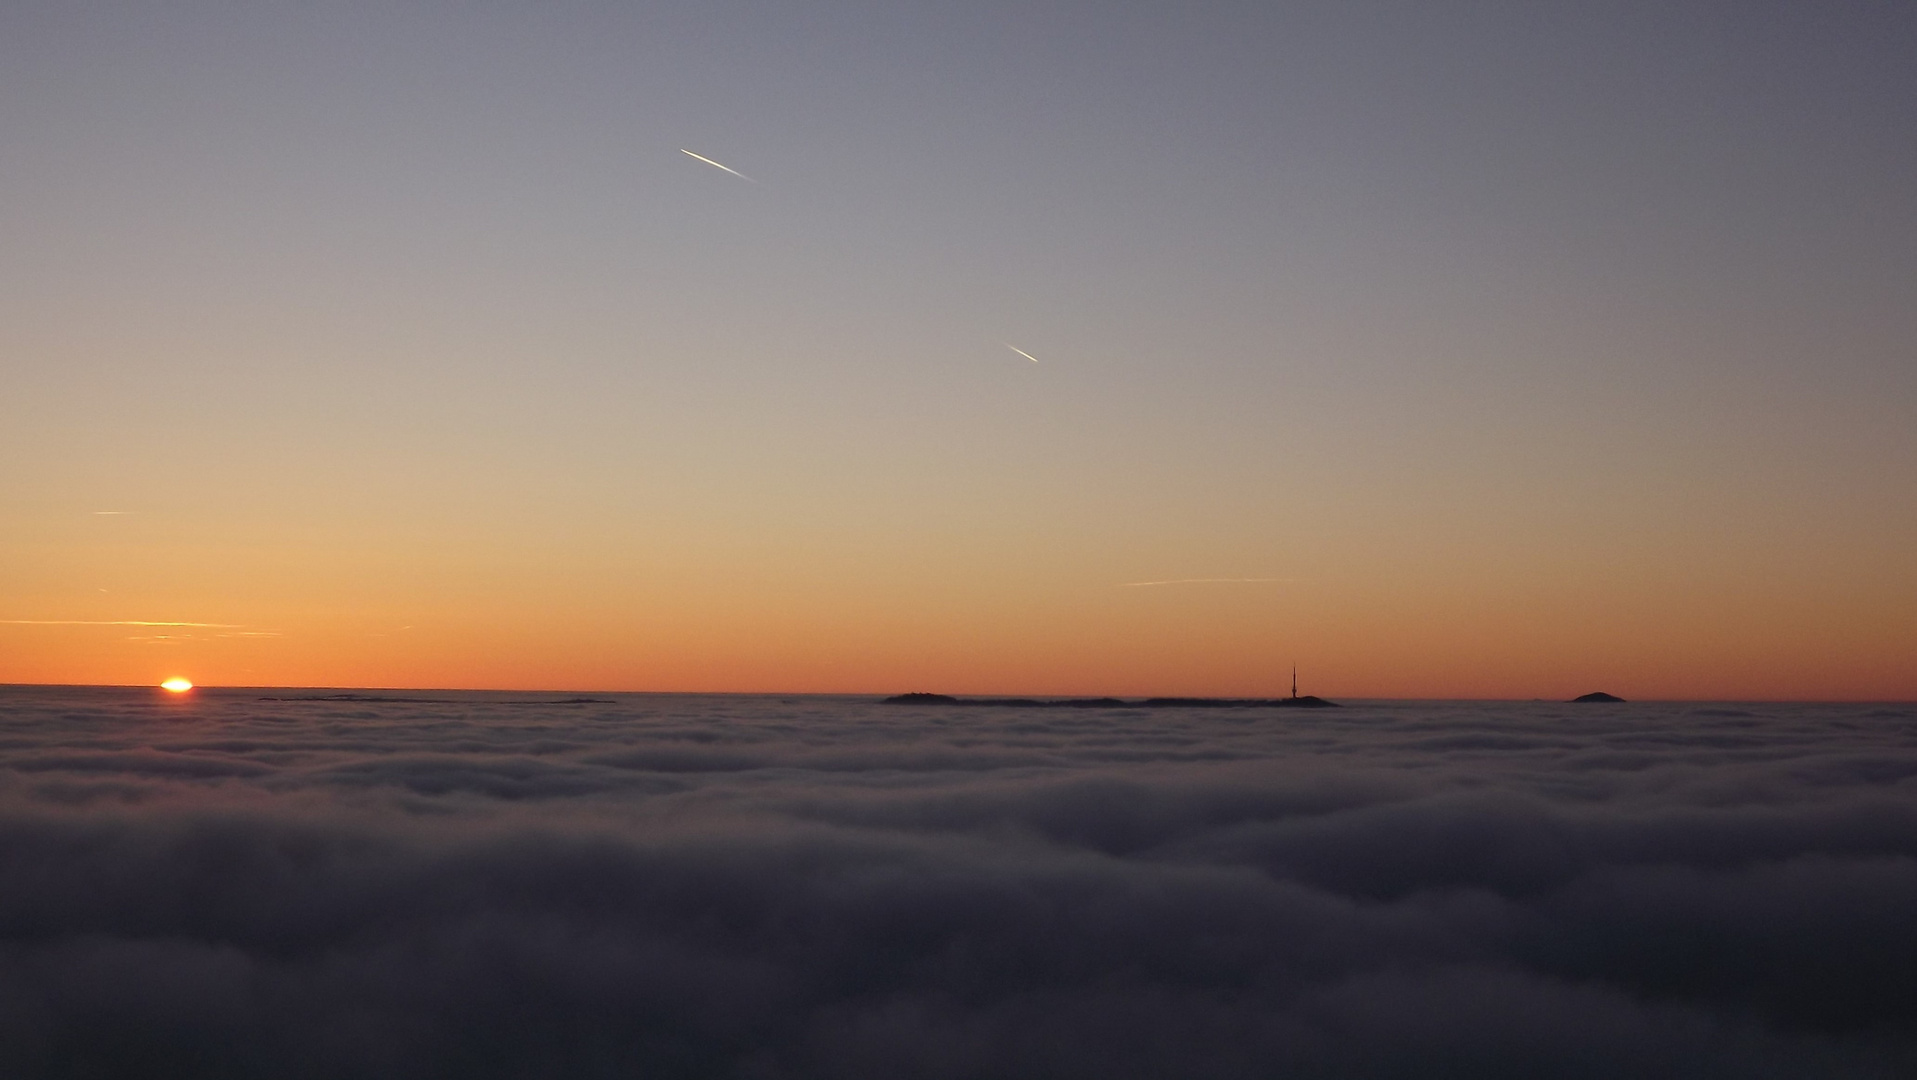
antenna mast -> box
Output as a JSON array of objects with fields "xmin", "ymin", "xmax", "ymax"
[{"xmin": 1291, "ymin": 665, "xmax": 1298, "ymax": 700}]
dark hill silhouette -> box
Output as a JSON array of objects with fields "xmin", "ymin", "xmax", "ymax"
[
  {"xmin": 881, "ymin": 694, "xmax": 1338, "ymax": 709},
  {"xmin": 1570, "ymin": 691, "xmax": 1626, "ymax": 703}
]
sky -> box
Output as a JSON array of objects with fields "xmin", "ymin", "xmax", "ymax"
[{"xmin": 2, "ymin": 1, "xmax": 1913, "ymax": 698}]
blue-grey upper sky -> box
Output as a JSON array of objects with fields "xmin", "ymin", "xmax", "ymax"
[{"xmin": 3, "ymin": 1, "xmax": 1913, "ymax": 695}]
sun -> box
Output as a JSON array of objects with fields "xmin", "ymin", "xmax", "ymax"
[{"xmin": 160, "ymin": 678, "xmax": 194, "ymax": 693}]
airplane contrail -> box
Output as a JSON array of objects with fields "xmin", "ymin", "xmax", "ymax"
[
  {"xmin": 679, "ymin": 149, "xmax": 757, "ymax": 184},
  {"xmin": 1006, "ymin": 344, "xmax": 1040, "ymax": 363},
  {"xmin": 1117, "ymin": 578, "xmax": 1293, "ymax": 588}
]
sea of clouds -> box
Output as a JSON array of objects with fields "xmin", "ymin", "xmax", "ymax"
[{"xmin": 1, "ymin": 686, "xmax": 1914, "ymax": 1078}]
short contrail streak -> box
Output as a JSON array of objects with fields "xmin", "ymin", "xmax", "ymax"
[
  {"xmin": 1006, "ymin": 344, "xmax": 1040, "ymax": 363},
  {"xmin": 1117, "ymin": 578, "xmax": 1293, "ymax": 588},
  {"xmin": 679, "ymin": 149, "xmax": 756, "ymax": 183}
]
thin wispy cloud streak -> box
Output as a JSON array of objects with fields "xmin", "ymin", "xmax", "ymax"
[
  {"xmin": 1117, "ymin": 577, "xmax": 1294, "ymax": 587},
  {"xmin": 0, "ymin": 619, "xmax": 245, "ymax": 627},
  {"xmin": 0, "ymin": 687, "xmax": 1912, "ymax": 1078}
]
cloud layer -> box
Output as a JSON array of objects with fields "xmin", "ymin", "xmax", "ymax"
[{"xmin": 2, "ymin": 688, "xmax": 1914, "ymax": 1078}]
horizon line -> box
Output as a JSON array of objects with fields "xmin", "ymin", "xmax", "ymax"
[{"xmin": 0, "ymin": 681, "xmax": 1903, "ymax": 705}]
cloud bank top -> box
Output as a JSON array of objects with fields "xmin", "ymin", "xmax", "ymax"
[{"xmin": 1, "ymin": 687, "xmax": 1915, "ymax": 1078}]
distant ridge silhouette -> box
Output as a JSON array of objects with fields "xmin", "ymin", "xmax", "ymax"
[
  {"xmin": 880, "ymin": 694, "xmax": 1338, "ymax": 709},
  {"xmin": 884, "ymin": 664, "xmax": 1339, "ymax": 709},
  {"xmin": 1570, "ymin": 691, "xmax": 1626, "ymax": 703},
  {"xmin": 881, "ymin": 667, "xmax": 1334, "ymax": 709},
  {"xmin": 257, "ymin": 694, "xmax": 612, "ymax": 705}
]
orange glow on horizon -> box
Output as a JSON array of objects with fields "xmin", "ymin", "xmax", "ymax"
[
  {"xmin": 160, "ymin": 678, "xmax": 194, "ymax": 693},
  {"xmin": 2, "ymin": 475, "xmax": 1912, "ymax": 702}
]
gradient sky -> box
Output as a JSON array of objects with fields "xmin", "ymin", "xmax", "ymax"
[{"xmin": 3, "ymin": 1, "xmax": 1913, "ymax": 698}]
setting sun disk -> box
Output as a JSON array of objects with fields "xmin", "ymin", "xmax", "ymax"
[{"xmin": 160, "ymin": 678, "xmax": 194, "ymax": 693}]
